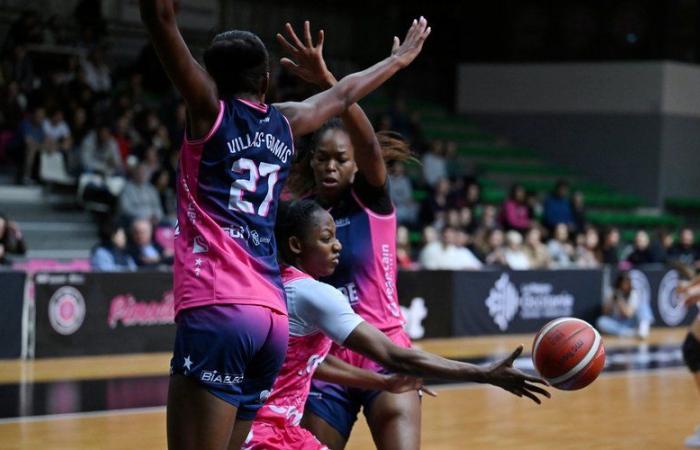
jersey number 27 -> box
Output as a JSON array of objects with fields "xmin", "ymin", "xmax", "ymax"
[{"xmin": 228, "ymin": 158, "xmax": 281, "ymax": 217}]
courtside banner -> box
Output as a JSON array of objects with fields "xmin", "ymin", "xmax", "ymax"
[
  {"xmin": 397, "ymin": 270, "xmax": 454, "ymax": 340},
  {"xmin": 451, "ymin": 270, "xmax": 603, "ymax": 336},
  {"xmin": 34, "ymin": 272, "xmax": 174, "ymax": 357},
  {"xmin": 0, "ymin": 271, "xmax": 26, "ymax": 358},
  {"xmin": 622, "ymin": 267, "xmax": 696, "ymax": 328}
]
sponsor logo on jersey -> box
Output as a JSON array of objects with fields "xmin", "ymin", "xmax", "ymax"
[
  {"xmin": 48, "ymin": 286, "xmax": 86, "ymax": 335},
  {"xmin": 200, "ymin": 370, "xmax": 244, "ymax": 385}
]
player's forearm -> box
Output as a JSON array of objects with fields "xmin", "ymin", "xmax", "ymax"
[
  {"xmin": 386, "ymin": 347, "xmax": 489, "ymax": 383},
  {"xmin": 330, "ymin": 56, "xmax": 403, "ymax": 112},
  {"xmin": 139, "ymin": 0, "xmax": 175, "ymax": 27},
  {"xmin": 314, "ymin": 357, "xmax": 390, "ymax": 390}
]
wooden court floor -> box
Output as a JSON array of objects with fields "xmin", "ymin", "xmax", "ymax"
[{"xmin": 0, "ymin": 328, "xmax": 696, "ymax": 449}]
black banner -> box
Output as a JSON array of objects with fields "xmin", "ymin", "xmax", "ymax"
[
  {"xmin": 625, "ymin": 267, "xmax": 697, "ymax": 328},
  {"xmin": 398, "ymin": 271, "xmax": 454, "ymax": 339},
  {"xmin": 34, "ymin": 272, "xmax": 175, "ymax": 357},
  {"xmin": 0, "ymin": 271, "xmax": 26, "ymax": 358},
  {"xmin": 451, "ymin": 270, "xmax": 603, "ymax": 336}
]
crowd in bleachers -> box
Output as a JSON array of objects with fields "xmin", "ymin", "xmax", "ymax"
[{"xmin": 0, "ymin": 7, "xmax": 697, "ymax": 273}]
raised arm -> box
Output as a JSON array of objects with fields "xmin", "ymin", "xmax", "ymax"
[
  {"xmin": 314, "ymin": 355, "xmax": 434, "ymax": 395},
  {"xmin": 139, "ymin": 0, "xmax": 219, "ymax": 138},
  {"xmin": 274, "ymin": 17, "xmax": 431, "ymax": 138},
  {"xmin": 342, "ymin": 322, "xmax": 551, "ymax": 404},
  {"xmin": 276, "ymin": 21, "xmax": 387, "ymax": 185}
]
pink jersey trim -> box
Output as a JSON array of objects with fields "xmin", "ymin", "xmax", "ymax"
[
  {"xmin": 237, "ymin": 97, "xmax": 269, "ymax": 113},
  {"xmin": 350, "ymin": 189, "xmax": 395, "ymax": 219},
  {"xmin": 280, "ymin": 113, "xmax": 295, "ymax": 157},
  {"xmin": 183, "ymin": 100, "xmax": 225, "ymax": 145},
  {"xmin": 281, "ymin": 265, "xmax": 311, "ymax": 284}
]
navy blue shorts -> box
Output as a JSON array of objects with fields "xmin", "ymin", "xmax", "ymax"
[{"xmin": 171, "ymin": 304, "xmax": 288, "ymax": 420}]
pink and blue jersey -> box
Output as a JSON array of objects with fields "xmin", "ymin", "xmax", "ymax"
[
  {"xmin": 174, "ymin": 98, "xmax": 294, "ymax": 316},
  {"xmin": 246, "ymin": 265, "xmax": 363, "ymax": 449},
  {"xmin": 319, "ymin": 174, "xmax": 404, "ymax": 331}
]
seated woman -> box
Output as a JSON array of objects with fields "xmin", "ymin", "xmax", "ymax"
[
  {"xmin": 90, "ymin": 222, "xmax": 137, "ymax": 272},
  {"xmin": 596, "ymin": 272, "xmax": 653, "ymax": 338},
  {"xmin": 244, "ymin": 200, "xmax": 550, "ymax": 449}
]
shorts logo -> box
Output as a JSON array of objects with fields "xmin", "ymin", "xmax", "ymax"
[
  {"xmin": 200, "ymin": 370, "xmax": 244, "ymax": 385},
  {"xmin": 48, "ymin": 286, "xmax": 86, "ymax": 335},
  {"xmin": 259, "ymin": 389, "xmax": 271, "ymax": 403}
]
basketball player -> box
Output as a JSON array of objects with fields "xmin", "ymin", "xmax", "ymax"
[
  {"xmin": 277, "ymin": 21, "xmax": 538, "ymax": 449},
  {"xmin": 243, "ymin": 200, "xmax": 550, "ymax": 449},
  {"xmin": 138, "ymin": 2, "xmax": 431, "ymax": 448},
  {"xmin": 677, "ymin": 269, "xmax": 700, "ymax": 447}
]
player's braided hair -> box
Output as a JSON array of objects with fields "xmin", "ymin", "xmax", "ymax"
[
  {"xmin": 286, "ymin": 119, "xmax": 416, "ymax": 197},
  {"xmin": 203, "ymin": 30, "xmax": 269, "ymax": 98},
  {"xmin": 274, "ymin": 199, "xmax": 325, "ymax": 264}
]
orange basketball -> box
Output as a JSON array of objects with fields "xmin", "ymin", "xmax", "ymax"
[{"xmin": 532, "ymin": 318, "xmax": 606, "ymax": 390}]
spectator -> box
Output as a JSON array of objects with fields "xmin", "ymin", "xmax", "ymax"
[
  {"xmin": 42, "ymin": 109, "xmax": 71, "ymax": 142},
  {"xmin": 90, "ymin": 223, "xmax": 137, "ymax": 271},
  {"xmin": 0, "ymin": 212, "xmax": 26, "ymax": 265},
  {"xmin": 500, "ymin": 184, "xmax": 532, "ymax": 232},
  {"xmin": 14, "ymin": 106, "xmax": 46, "ymax": 184},
  {"xmin": 524, "ymin": 227, "xmax": 551, "ymax": 269},
  {"xmin": 81, "ymin": 125, "xmax": 123, "ymax": 176},
  {"xmin": 151, "ymin": 168, "xmax": 176, "ymax": 223},
  {"xmin": 504, "ymin": 231, "xmax": 531, "ymax": 270},
  {"xmin": 388, "ymin": 161, "xmax": 418, "ymax": 226},
  {"xmin": 482, "ymin": 228, "xmax": 507, "ymax": 266},
  {"xmin": 81, "ymin": 47, "xmax": 112, "ymax": 93},
  {"xmin": 119, "ymin": 163, "xmax": 164, "ymax": 223},
  {"xmin": 547, "ymin": 223, "xmax": 575, "ymax": 268},
  {"xmin": 668, "ymin": 228, "xmax": 699, "ymax": 269},
  {"xmin": 626, "ymin": 230, "xmax": 660, "ymax": 266},
  {"xmin": 419, "ymin": 226, "xmax": 483, "ymax": 270},
  {"xmin": 596, "ymin": 272, "xmax": 653, "ymax": 338},
  {"xmin": 3, "ymin": 45, "xmax": 35, "ymax": 92},
  {"xmin": 419, "ymin": 177, "xmax": 450, "ymax": 227},
  {"xmin": 396, "ymin": 226, "xmax": 415, "ymax": 269},
  {"xmin": 600, "ymin": 227, "xmax": 621, "ymax": 265},
  {"xmin": 128, "ymin": 219, "xmax": 171, "ymax": 269},
  {"xmin": 571, "ymin": 190, "xmax": 586, "ymax": 232},
  {"xmin": 422, "ymin": 140, "xmax": 447, "ymax": 187},
  {"xmin": 542, "ymin": 180, "xmax": 575, "ymax": 231},
  {"xmin": 575, "ymin": 226, "xmax": 602, "ymax": 268},
  {"xmin": 0, "ymin": 81, "xmax": 26, "ymax": 133},
  {"xmin": 479, "ymin": 205, "xmax": 500, "ymax": 232},
  {"xmin": 70, "ymin": 107, "xmax": 90, "ymax": 145}
]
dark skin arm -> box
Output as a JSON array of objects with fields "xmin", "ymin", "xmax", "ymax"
[
  {"xmin": 139, "ymin": 0, "xmax": 219, "ymax": 139},
  {"xmin": 342, "ymin": 322, "xmax": 551, "ymax": 404},
  {"xmin": 276, "ymin": 21, "xmax": 387, "ymax": 186},
  {"xmin": 274, "ymin": 17, "xmax": 431, "ymax": 138},
  {"xmin": 314, "ymin": 355, "xmax": 436, "ymax": 396}
]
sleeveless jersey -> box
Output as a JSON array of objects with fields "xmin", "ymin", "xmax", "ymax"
[
  {"xmin": 173, "ymin": 98, "xmax": 294, "ymax": 316},
  {"xmin": 253, "ymin": 265, "xmax": 362, "ymax": 428},
  {"xmin": 319, "ymin": 185, "xmax": 405, "ymax": 331}
]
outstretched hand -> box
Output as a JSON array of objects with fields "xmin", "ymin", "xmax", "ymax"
[
  {"xmin": 391, "ymin": 16, "xmax": 432, "ymax": 68},
  {"xmin": 276, "ymin": 21, "xmax": 335, "ymax": 87},
  {"xmin": 384, "ymin": 373, "xmax": 437, "ymax": 397},
  {"xmin": 483, "ymin": 345, "xmax": 551, "ymax": 404}
]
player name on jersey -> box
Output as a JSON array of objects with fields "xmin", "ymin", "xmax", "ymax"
[{"xmin": 226, "ymin": 131, "xmax": 293, "ymax": 163}]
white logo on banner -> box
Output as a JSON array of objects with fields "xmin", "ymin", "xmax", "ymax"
[
  {"xmin": 485, "ymin": 274, "xmax": 575, "ymax": 331},
  {"xmin": 48, "ymin": 286, "xmax": 86, "ymax": 335},
  {"xmin": 657, "ymin": 270, "xmax": 688, "ymax": 326},
  {"xmin": 629, "ymin": 270, "xmax": 651, "ymax": 311},
  {"xmin": 401, "ymin": 297, "xmax": 428, "ymax": 339}
]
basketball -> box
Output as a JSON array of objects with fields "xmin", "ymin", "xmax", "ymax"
[{"xmin": 532, "ymin": 318, "xmax": 606, "ymax": 391}]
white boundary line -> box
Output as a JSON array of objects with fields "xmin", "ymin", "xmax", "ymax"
[{"xmin": 0, "ymin": 406, "xmax": 165, "ymax": 425}]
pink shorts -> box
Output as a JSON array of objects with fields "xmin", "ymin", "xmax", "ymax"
[{"xmin": 244, "ymin": 420, "xmax": 328, "ymax": 450}]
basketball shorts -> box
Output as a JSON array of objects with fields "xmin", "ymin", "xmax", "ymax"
[
  {"xmin": 683, "ymin": 332, "xmax": 700, "ymax": 373},
  {"xmin": 171, "ymin": 303, "xmax": 288, "ymax": 420},
  {"xmin": 244, "ymin": 420, "xmax": 329, "ymax": 450},
  {"xmin": 305, "ymin": 326, "xmax": 414, "ymax": 439}
]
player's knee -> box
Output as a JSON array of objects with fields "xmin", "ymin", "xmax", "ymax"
[{"xmin": 683, "ymin": 332, "xmax": 700, "ymax": 373}]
